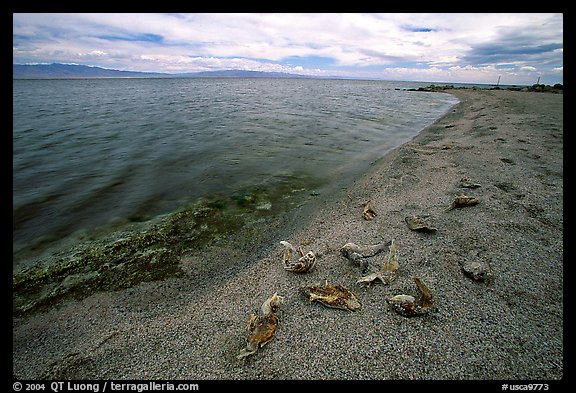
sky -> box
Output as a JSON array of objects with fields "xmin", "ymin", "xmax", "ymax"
[{"xmin": 13, "ymin": 13, "xmax": 563, "ymax": 85}]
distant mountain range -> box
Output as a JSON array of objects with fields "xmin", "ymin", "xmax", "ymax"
[{"xmin": 13, "ymin": 63, "xmax": 314, "ymax": 79}]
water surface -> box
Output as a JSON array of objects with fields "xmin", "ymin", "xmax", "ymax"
[{"xmin": 13, "ymin": 78, "xmax": 458, "ymax": 271}]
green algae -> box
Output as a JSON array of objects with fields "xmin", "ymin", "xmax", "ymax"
[{"xmin": 13, "ymin": 176, "xmax": 321, "ymax": 317}]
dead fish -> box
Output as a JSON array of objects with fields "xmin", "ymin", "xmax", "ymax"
[
  {"xmin": 340, "ymin": 240, "xmax": 391, "ymax": 274},
  {"xmin": 237, "ymin": 293, "xmax": 284, "ymax": 359},
  {"xmin": 363, "ymin": 200, "xmax": 377, "ymax": 220},
  {"xmin": 459, "ymin": 177, "xmax": 481, "ymax": 189},
  {"xmin": 301, "ymin": 280, "xmax": 361, "ymax": 311},
  {"xmin": 405, "ymin": 215, "xmax": 437, "ymax": 233},
  {"xmin": 357, "ymin": 239, "xmax": 399, "ymax": 285},
  {"xmin": 279, "ymin": 241, "xmax": 316, "ymax": 273},
  {"xmin": 387, "ymin": 277, "xmax": 435, "ymax": 317},
  {"xmin": 446, "ymin": 194, "xmax": 480, "ymax": 211}
]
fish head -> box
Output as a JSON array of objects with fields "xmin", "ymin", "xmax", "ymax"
[
  {"xmin": 269, "ymin": 293, "xmax": 284, "ymax": 312},
  {"xmin": 300, "ymin": 251, "xmax": 316, "ymax": 264},
  {"xmin": 344, "ymin": 293, "xmax": 362, "ymax": 311}
]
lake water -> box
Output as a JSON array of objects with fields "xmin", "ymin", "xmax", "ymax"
[{"xmin": 13, "ymin": 78, "xmax": 459, "ymax": 272}]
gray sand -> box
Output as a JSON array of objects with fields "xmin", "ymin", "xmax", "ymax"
[{"xmin": 13, "ymin": 89, "xmax": 563, "ymax": 380}]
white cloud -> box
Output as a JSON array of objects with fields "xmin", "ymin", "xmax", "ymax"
[{"xmin": 78, "ymin": 50, "xmax": 107, "ymax": 57}]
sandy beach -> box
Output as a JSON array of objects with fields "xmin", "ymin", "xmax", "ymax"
[{"xmin": 13, "ymin": 89, "xmax": 563, "ymax": 380}]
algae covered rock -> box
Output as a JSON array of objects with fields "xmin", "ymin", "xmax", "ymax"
[
  {"xmin": 14, "ymin": 177, "xmax": 320, "ymax": 317},
  {"xmin": 12, "ymin": 199, "xmax": 222, "ymax": 316}
]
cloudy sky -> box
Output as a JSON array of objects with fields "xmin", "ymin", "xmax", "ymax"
[{"xmin": 13, "ymin": 13, "xmax": 563, "ymax": 85}]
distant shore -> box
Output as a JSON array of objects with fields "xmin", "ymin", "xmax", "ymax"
[
  {"xmin": 404, "ymin": 82, "xmax": 564, "ymax": 94},
  {"xmin": 13, "ymin": 89, "xmax": 563, "ymax": 380}
]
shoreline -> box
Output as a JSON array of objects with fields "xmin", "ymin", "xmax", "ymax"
[{"xmin": 13, "ymin": 89, "xmax": 563, "ymax": 380}]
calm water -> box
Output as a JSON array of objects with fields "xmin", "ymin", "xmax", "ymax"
[{"xmin": 13, "ymin": 78, "xmax": 458, "ymax": 269}]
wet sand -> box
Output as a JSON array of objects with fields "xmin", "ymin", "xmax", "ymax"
[{"xmin": 13, "ymin": 89, "xmax": 563, "ymax": 380}]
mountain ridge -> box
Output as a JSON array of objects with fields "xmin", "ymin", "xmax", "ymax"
[{"xmin": 13, "ymin": 63, "xmax": 316, "ymax": 79}]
